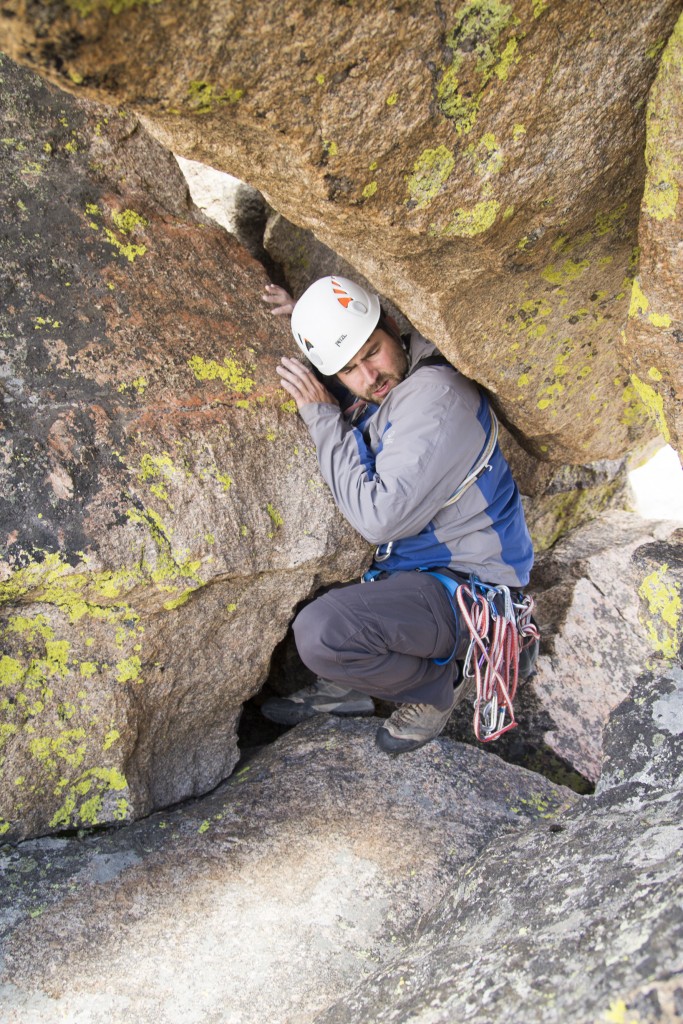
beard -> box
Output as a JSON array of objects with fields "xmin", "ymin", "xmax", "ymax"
[
  {"xmin": 356, "ymin": 373, "xmax": 404, "ymax": 404},
  {"xmin": 355, "ymin": 347, "xmax": 410, "ymax": 404}
]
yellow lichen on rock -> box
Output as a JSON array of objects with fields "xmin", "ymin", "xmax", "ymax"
[{"xmin": 638, "ymin": 565, "xmax": 682, "ymax": 659}]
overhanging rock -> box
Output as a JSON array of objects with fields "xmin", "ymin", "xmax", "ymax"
[{"xmin": 1, "ymin": 0, "xmax": 681, "ymax": 462}]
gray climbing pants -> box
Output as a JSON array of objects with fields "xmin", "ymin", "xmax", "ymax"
[{"xmin": 292, "ymin": 570, "xmax": 466, "ymax": 711}]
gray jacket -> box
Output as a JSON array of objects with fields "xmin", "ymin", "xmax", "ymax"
[{"xmin": 299, "ymin": 332, "xmax": 533, "ymax": 587}]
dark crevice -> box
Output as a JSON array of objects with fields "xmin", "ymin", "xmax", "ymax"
[{"xmin": 237, "ymin": 593, "xmax": 595, "ymax": 796}]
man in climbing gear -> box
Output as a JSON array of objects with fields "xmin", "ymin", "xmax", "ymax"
[{"xmin": 260, "ymin": 276, "xmax": 538, "ymax": 753}]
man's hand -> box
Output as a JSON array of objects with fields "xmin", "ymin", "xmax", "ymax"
[
  {"xmin": 262, "ymin": 283, "xmax": 295, "ymax": 316},
  {"xmin": 277, "ymin": 356, "xmax": 339, "ymax": 410}
]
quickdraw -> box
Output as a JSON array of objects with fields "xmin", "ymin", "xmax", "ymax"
[{"xmin": 456, "ymin": 579, "xmax": 540, "ymax": 743}]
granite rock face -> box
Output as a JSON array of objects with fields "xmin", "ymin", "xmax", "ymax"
[
  {"xmin": 623, "ymin": 13, "xmax": 683, "ymax": 452},
  {"xmin": 0, "ymin": 58, "xmax": 370, "ymax": 842},
  {"xmin": 1, "ymin": 661, "xmax": 680, "ymax": 1024},
  {"xmin": 317, "ymin": 666, "xmax": 683, "ymax": 1024},
  {"xmin": 0, "ymin": 717, "xmax": 577, "ymax": 1024},
  {"xmin": 521, "ymin": 512, "xmax": 681, "ymax": 781},
  {"xmin": 1, "ymin": 0, "xmax": 682, "ymax": 462}
]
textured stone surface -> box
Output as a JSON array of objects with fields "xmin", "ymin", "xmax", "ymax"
[
  {"xmin": 176, "ymin": 154, "xmax": 280, "ymax": 279},
  {"xmin": 623, "ymin": 13, "xmax": 683, "ymax": 452},
  {"xmin": 523, "ymin": 512, "xmax": 680, "ymax": 780},
  {"xmin": 0, "ymin": 717, "xmax": 576, "ymax": 1024},
  {"xmin": 2, "ymin": 659, "xmax": 681, "ymax": 1024},
  {"xmin": 0, "ymin": 57, "xmax": 370, "ymax": 842},
  {"xmin": 1, "ymin": 1, "xmax": 681, "ymax": 462},
  {"xmin": 317, "ymin": 667, "xmax": 683, "ymax": 1024}
]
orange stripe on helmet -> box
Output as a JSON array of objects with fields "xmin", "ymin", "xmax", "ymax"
[{"xmin": 331, "ymin": 277, "xmax": 354, "ymax": 308}]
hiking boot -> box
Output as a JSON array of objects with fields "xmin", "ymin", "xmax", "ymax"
[
  {"xmin": 260, "ymin": 678, "xmax": 375, "ymax": 726},
  {"xmin": 375, "ymin": 675, "xmax": 475, "ymax": 754}
]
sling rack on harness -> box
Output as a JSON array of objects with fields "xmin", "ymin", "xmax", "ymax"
[{"xmin": 427, "ymin": 572, "xmax": 540, "ymax": 742}]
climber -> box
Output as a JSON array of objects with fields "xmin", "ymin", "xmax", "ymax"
[{"xmin": 259, "ymin": 275, "xmax": 535, "ymax": 753}]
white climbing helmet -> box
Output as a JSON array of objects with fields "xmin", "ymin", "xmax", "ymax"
[{"xmin": 290, "ymin": 275, "xmax": 381, "ymax": 376}]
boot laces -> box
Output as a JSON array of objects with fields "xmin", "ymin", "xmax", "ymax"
[{"xmin": 392, "ymin": 702, "xmax": 430, "ymax": 726}]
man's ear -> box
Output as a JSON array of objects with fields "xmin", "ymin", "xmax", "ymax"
[{"xmin": 384, "ymin": 314, "xmax": 402, "ymax": 344}]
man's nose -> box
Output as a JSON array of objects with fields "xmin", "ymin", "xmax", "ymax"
[{"xmin": 360, "ymin": 363, "xmax": 378, "ymax": 386}]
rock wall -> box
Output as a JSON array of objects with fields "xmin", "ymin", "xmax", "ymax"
[
  {"xmin": 0, "ymin": 57, "xmax": 370, "ymax": 842},
  {"xmin": 1, "ymin": 0, "xmax": 682, "ymax": 462},
  {"xmin": 623, "ymin": 14, "xmax": 683, "ymax": 453}
]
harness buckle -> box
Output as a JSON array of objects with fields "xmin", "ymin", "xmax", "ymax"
[{"xmin": 374, "ymin": 540, "xmax": 393, "ymax": 562}]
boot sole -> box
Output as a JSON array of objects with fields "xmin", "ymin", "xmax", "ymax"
[
  {"xmin": 261, "ymin": 701, "xmax": 375, "ymax": 726},
  {"xmin": 375, "ymin": 727, "xmax": 429, "ymax": 754}
]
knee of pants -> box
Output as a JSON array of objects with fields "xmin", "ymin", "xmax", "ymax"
[{"xmin": 292, "ymin": 597, "xmax": 338, "ymax": 677}]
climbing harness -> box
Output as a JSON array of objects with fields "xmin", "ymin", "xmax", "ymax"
[{"xmin": 455, "ymin": 577, "xmax": 539, "ymax": 742}]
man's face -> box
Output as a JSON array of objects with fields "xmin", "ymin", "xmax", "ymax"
[{"xmin": 336, "ymin": 328, "xmax": 409, "ymax": 404}]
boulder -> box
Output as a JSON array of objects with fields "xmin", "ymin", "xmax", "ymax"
[
  {"xmin": 1, "ymin": 1, "xmax": 682, "ymax": 462},
  {"xmin": 316, "ymin": 664, "xmax": 683, "ymax": 1024},
  {"xmin": 0, "ymin": 717, "xmax": 578, "ymax": 1023},
  {"xmin": 623, "ymin": 13, "xmax": 683, "ymax": 452},
  {"xmin": 0, "ymin": 56, "xmax": 370, "ymax": 842}
]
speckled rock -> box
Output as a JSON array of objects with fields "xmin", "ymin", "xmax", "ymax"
[
  {"xmin": 0, "ymin": 717, "xmax": 577, "ymax": 1024},
  {"xmin": 0, "ymin": 57, "xmax": 370, "ymax": 842},
  {"xmin": 1, "ymin": 1, "xmax": 681, "ymax": 462},
  {"xmin": 623, "ymin": 12, "xmax": 683, "ymax": 452},
  {"xmin": 316, "ymin": 667, "xmax": 683, "ymax": 1024},
  {"xmin": 176, "ymin": 155, "xmax": 280, "ymax": 280},
  {"xmin": 523, "ymin": 512, "xmax": 681, "ymax": 781}
]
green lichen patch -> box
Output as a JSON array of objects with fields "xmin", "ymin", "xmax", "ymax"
[
  {"xmin": 628, "ymin": 278, "xmax": 649, "ymax": 319},
  {"xmin": 186, "ymin": 80, "xmax": 244, "ymax": 115},
  {"xmin": 266, "ymin": 503, "xmax": 284, "ymax": 529},
  {"xmin": 66, "ymin": 0, "xmax": 163, "ymax": 14},
  {"xmin": 467, "ymin": 132, "xmax": 504, "ymax": 176},
  {"xmin": 642, "ymin": 15, "xmax": 682, "ymax": 222},
  {"xmin": 188, "ymin": 354, "xmax": 255, "ymax": 394},
  {"xmin": 405, "ymin": 146, "xmax": 455, "ymax": 210},
  {"xmin": 638, "ymin": 565, "xmax": 681, "ymax": 659},
  {"xmin": 436, "ymin": 0, "xmax": 519, "ymax": 134},
  {"xmin": 0, "ymin": 554, "xmax": 143, "ymax": 629},
  {"xmin": 619, "ymin": 377, "xmax": 651, "ymax": 433},
  {"xmin": 126, "ymin": 507, "xmax": 202, "ymax": 587},
  {"xmin": 437, "ymin": 200, "xmax": 500, "ymax": 238},
  {"xmin": 529, "ymin": 477, "xmax": 623, "ymax": 553},
  {"xmin": 541, "ymin": 258, "xmax": 590, "ymax": 287},
  {"xmin": 85, "ymin": 203, "xmax": 148, "ymax": 263},
  {"xmin": 49, "ymin": 767, "xmax": 130, "ymax": 829},
  {"xmin": 629, "ymin": 373, "xmax": 670, "ymax": 442},
  {"xmin": 117, "ymin": 376, "xmax": 148, "ymax": 395}
]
